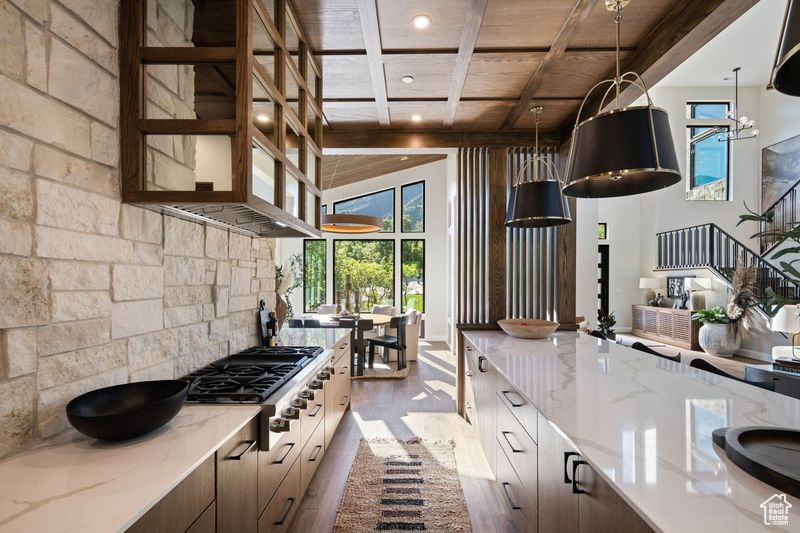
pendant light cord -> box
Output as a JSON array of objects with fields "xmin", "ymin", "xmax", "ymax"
[{"xmin": 614, "ymin": 2, "xmax": 623, "ymax": 109}]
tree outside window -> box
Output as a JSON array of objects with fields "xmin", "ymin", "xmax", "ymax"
[
  {"xmin": 333, "ymin": 240, "xmax": 394, "ymax": 309},
  {"xmin": 401, "ymin": 240, "xmax": 424, "ymax": 312}
]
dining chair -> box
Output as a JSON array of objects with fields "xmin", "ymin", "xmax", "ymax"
[
  {"xmin": 288, "ymin": 319, "xmax": 304, "ymax": 328},
  {"xmin": 317, "ymin": 304, "xmax": 337, "ymax": 314},
  {"xmin": 304, "ymin": 319, "xmax": 321, "ymax": 328},
  {"xmin": 368, "ymin": 315, "xmax": 408, "ymax": 370},
  {"xmin": 371, "ymin": 305, "xmax": 395, "ymax": 316},
  {"xmin": 630, "ymin": 341, "xmax": 681, "ymax": 363},
  {"xmin": 354, "ymin": 319, "xmax": 374, "ymax": 375},
  {"xmin": 690, "ymin": 358, "xmax": 775, "ymax": 391},
  {"xmin": 386, "ymin": 309, "xmax": 420, "ymax": 362}
]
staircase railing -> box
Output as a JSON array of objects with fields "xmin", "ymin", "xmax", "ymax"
[
  {"xmin": 656, "ymin": 223, "xmax": 800, "ymax": 301},
  {"xmin": 760, "ymin": 177, "xmax": 800, "ymax": 255}
]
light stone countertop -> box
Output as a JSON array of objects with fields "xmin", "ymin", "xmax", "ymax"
[
  {"xmin": 464, "ymin": 330, "xmax": 800, "ymax": 533},
  {"xmin": 0, "ymin": 405, "xmax": 260, "ymax": 533}
]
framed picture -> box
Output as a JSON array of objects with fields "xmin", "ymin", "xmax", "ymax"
[
  {"xmin": 762, "ymin": 133, "xmax": 800, "ymax": 211},
  {"xmin": 666, "ymin": 275, "xmax": 694, "ymax": 298}
]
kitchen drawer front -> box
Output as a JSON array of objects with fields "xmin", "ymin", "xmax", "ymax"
[
  {"xmin": 128, "ymin": 455, "xmax": 215, "ymax": 533},
  {"xmin": 300, "ymin": 388, "xmax": 325, "ymax": 445},
  {"xmin": 497, "ymin": 441, "xmax": 538, "ymax": 533},
  {"xmin": 464, "ymin": 373, "xmax": 476, "ymax": 425},
  {"xmin": 496, "ymin": 394, "xmax": 538, "ymax": 508},
  {"xmin": 185, "ymin": 502, "xmax": 215, "ymax": 533},
  {"xmin": 331, "ymin": 352, "xmax": 350, "ymax": 398},
  {"xmin": 258, "ymin": 417, "xmax": 302, "ymax": 515},
  {"xmin": 258, "ymin": 459, "xmax": 301, "ymax": 533},
  {"xmin": 300, "ymin": 417, "xmax": 326, "ymax": 495},
  {"xmin": 335, "ymin": 334, "xmax": 351, "ymax": 362},
  {"xmin": 497, "ymin": 376, "xmax": 538, "ymax": 443},
  {"xmin": 217, "ymin": 418, "xmax": 259, "ymax": 533},
  {"xmin": 326, "ymin": 384, "xmax": 350, "ymax": 448},
  {"xmin": 464, "ymin": 339, "xmax": 478, "ymax": 395}
]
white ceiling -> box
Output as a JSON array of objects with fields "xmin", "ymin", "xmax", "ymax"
[{"xmin": 657, "ymin": 0, "xmax": 787, "ymax": 87}]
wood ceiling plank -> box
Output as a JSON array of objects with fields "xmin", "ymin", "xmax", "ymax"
[
  {"xmin": 356, "ymin": 0, "xmax": 390, "ymax": 126},
  {"xmin": 322, "ymin": 154, "xmax": 447, "ymax": 189},
  {"xmin": 292, "ymin": 0, "xmax": 365, "ymax": 51},
  {"xmin": 476, "ymin": 0, "xmax": 576, "ymax": 48},
  {"xmin": 323, "ymin": 101, "xmax": 381, "ymax": 129},
  {"xmin": 557, "ymin": 0, "xmax": 760, "ymax": 138},
  {"xmin": 377, "ymin": 0, "xmax": 467, "ymax": 50},
  {"xmin": 389, "ymin": 101, "xmax": 447, "ymax": 128},
  {"xmin": 443, "ymin": 0, "xmax": 489, "ymax": 127},
  {"xmin": 461, "ymin": 52, "xmax": 546, "ymax": 99},
  {"xmin": 569, "ymin": 0, "xmax": 677, "ymax": 48},
  {"xmin": 453, "ymin": 100, "xmax": 516, "ymax": 130},
  {"xmin": 320, "ymin": 55, "xmax": 374, "ymax": 99},
  {"xmin": 533, "ymin": 50, "xmax": 630, "ymax": 98},
  {"xmin": 384, "ymin": 54, "xmax": 457, "ymax": 99},
  {"xmin": 511, "ymin": 99, "xmax": 578, "ymax": 130},
  {"xmin": 501, "ymin": 0, "xmax": 597, "ymax": 129},
  {"xmin": 323, "ymin": 129, "xmax": 561, "ymax": 148}
]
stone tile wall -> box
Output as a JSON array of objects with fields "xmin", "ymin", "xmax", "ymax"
[{"xmin": 0, "ymin": 0, "xmax": 276, "ymax": 457}]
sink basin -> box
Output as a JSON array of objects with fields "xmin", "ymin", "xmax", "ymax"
[{"xmin": 66, "ymin": 380, "xmax": 189, "ymax": 441}]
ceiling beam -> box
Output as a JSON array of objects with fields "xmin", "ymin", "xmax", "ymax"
[
  {"xmin": 356, "ymin": 0, "xmax": 390, "ymax": 127},
  {"xmin": 500, "ymin": 0, "xmax": 597, "ymax": 129},
  {"xmin": 443, "ymin": 0, "xmax": 489, "ymax": 127},
  {"xmin": 315, "ymin": 47, "xmax": 637, "ymax": 56},
  {"xmin": 323, "ymin": 96, "xmax": 584, "ymax": 103},
  {"xmin": 557, "ymin": 0, "xmax": 760, "ymax": 139},
  {"xmin": 323, "ymin": 129, "xmax": 560, "ymax": 149}
]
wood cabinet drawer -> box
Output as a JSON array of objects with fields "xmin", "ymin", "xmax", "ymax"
[
  {"xmin": 300, "ymin": 417, "xmax": 326, "ymax": 496},
  {"xmin": 335, "ymin": 335, "xmax": 351, "ymax": 361},
  {"xmin": 331, "ymin": 352, "xmax": 350, "ymax": 397},
  {"xmin": 497, "ymin": 377, "xmax": 538, "ymax": 443},
  {"xmin": 258, "ymin": 417, "xmax": 302, "ymax": 515},
  {"xmin": 217, "ymin": 418, "xmax": 259, "ymax": 533},
  {"xmin": 496, "ymin": 394, "xmax": 537, "ymax": 508},
  {"xmin": 300, "ymin": 387, "xmax": 325, "ymax": 445},
  {"xmin": 465, "ymin": 340, "xmax": 478, "ymax": 397},
  {"xmin": 326, "ymin": 384, "xmax": 350, "ymax": 448},
  {"xmin": 496, "ymin": 439, "xmax": 538, "ymax": 533},
  {"xmin": 186, "ymin": 502, "xmax": 215, "ymax": 533},
  {"xmin": 258, "ymin": 460, "xmax": 301, "ymax": 533},
  {"xmin": 127, "ymin": 455, "xmax": 215, "ymax": 533}
]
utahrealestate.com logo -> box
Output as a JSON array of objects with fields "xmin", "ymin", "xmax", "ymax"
[{"xmin": 761, "ymin": 494, "xmax": 792, "ymax": 526}]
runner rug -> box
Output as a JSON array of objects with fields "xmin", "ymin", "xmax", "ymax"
[{"xmin": 333, "ymin": 438, "xmax": 472, "ymax": 532}]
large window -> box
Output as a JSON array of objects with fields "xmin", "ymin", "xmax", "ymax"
[
  {"xmin": 401, "ymin": 181, "xmax": 425, "ymax": 232},
  {"xmin": 333, "ymin": 240, "xmax": 394, "ymax": 308},
  {"xmin": 686, "ymin": 102, "xmax": 731, "ymax": 201},
  {"xmin": 401, "ymin": 240, "xmax": 424, "ymax": 312},
  {"xmin": 303, "ymin": 240, "xmax": 326, "ymax": 312},
  {"xmin": 333, "ymin": 188, "xmax": 395, "ymax": 232}
]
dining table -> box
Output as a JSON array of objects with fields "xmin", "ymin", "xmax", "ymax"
[{"xmin": 301, "ymin": 313, "xmax": 393, "ymax": 376}]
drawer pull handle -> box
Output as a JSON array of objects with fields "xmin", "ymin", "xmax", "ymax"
[
  {"xmin": 500, "ymin": 482, "xmax": 521, "ymax": 510},
  {"xmin": 309, "ymin": 444, "xmax": 323, "ymax": 462},
  {"xmin": 465, "ymin": 370, "xmax": 473, "ymax": 377},
  {"xmin": 341, "ymin": 343, "xmax": 349, "ymax": 349},
  {"xmin": 340, "ymin": 366, "xmax": 348, "ymax": 374},
  {"xmin": 273, "ymin": 442, "xmax": 295, "ymax": 464},
  {"xmin": 564, "ymin": 451, "xmax": 581, "ymax": 483},
  {"xmin": 501, "ymin": 431, "xmax": 523, "ymax": 453},
  {"xmin": 227, "ymin": 439, "xmax": 257, "ymax": 460},
  {"xmin": 308, "ymin": 404, "xmax": 322, "ymax": 417},
  {"xmin": 274, "ymin": 497, "xmax": 296, "ymax": 525},
  {"xmin": 340, "ymin": 395, "xmax": 349, "ymax": 406},
  {"xmin": 501, "ymin": 390, "xmax": 524, "ymax": 407},
  {"xmin": 478, "ymin": 356, "xmax": 488, "ymax": 373},
  {"xmin": 572, "ymin": 460, "xmax": 588, "ymax": 494}
]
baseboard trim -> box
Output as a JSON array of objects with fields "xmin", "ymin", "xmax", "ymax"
[{"xmin": 421, "ymin": 335, "xmax": 447, "ymax": 342}]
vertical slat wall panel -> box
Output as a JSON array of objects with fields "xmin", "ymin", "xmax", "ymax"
[
  {"xmin": 505, "ymin": 147, "xmax": 560, "ymax": 322},
  {"xmin": 457, "ymin": 148, "xmax": 490, "ymax": 325}
]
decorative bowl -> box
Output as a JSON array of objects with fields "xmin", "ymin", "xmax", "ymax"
[
  {"xmin": 66, "ymin": 380, "xmax": 189, "ymax": 441},
  {"xmin": 498, "ymin": 319, "xmax": 559, "ymax": 339}
]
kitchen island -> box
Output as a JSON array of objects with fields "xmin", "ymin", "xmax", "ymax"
[
  {"xmin": 0, "ymin": 327, "xmax": 351, "ymax": 533},
  {"xmin": 463, "ymin": 330, "xmax": 800, "ymax": 532}
]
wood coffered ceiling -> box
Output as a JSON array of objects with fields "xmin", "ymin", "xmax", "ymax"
[
  {"xmin": 321, "ymin": 154, "xmax": 447, "ymax": 190},
  {"xmin": 293, "ymin": 0, "xmax": 760, "ymax": 144}
]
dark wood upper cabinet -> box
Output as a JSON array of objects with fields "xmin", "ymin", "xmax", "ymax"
[{"xmin": 120, "ymin": 0, "xmax": 322, "ymax": 238}]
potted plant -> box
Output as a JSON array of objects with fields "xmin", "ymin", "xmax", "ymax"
[
  {"xmin": 692, "ymin": 307, "xmax": 739, "ymax": 357},
  {"xmin": 597, "ymin": 310, "xmax": 617, "ymax": 340}
]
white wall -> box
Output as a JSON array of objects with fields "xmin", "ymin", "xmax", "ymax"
[
  {"xmin": 277, "ymin": 158, "xmax": 453, "ymax": 341},
  {"xmin": 575, "ymin": 198, "xmax": 599, "ymax": 328}
]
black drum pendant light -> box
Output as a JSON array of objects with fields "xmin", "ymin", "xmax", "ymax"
[
  {"xmin": 505, "ymin": 107, "xmax": 571, "ymax": 228},
  {"xmin": 562, "ymin": 0, "xmax": 681, "ymax": 199},
  {"xmin": 773, "ymin": 0, "xmax": 800, "ymax": 96}
]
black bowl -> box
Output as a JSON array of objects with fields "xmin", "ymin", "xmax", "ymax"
[{"xmin": 66, "ymin": 380, "xmax": 189, "ymax": 441}]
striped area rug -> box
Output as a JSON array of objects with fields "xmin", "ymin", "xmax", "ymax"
[{"xmin": 333, "ymin": 438, "xmax": 472, "ymax": 532}]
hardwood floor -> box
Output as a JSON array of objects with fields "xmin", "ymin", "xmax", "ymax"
[{"xmin": 288, "ymin": 341, "xmax": 513, "ymax": 533}]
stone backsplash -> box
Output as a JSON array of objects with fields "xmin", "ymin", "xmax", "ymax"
[{"xmin": 0, "ymin": 0, "xmax": 276, "ymax": 457}]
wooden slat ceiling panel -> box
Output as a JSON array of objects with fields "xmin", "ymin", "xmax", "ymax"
[
  {"xmin": 475, "ymin": 0, "xmax": 576, "ymax": 48},
  {"xmin": 321, "ymin": 154, "xmax": 447, "ymax": 189},
  {"xmin": 376, "ymin": 0, "xmax": 467, "ymax": 50},
  {"xmin": 290, "ymin": 0, "xmax": 742, "ymax": 137},
  {"xmin": 292, "ymin": 0, "xmax": 366, "ymax": 50}
]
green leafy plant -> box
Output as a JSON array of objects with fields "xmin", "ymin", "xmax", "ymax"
[
  {"xmin": 738, "ymin": 203, "xmax": 798, "ymax": 316},
  {"xmin": 692, "ymin": 307, "xmax": 730, "ymax": 324},
  {"xmin": 597, "ymin": 310, "xmax": 616, "ymax": 337},
  {"xmin": 275, "ymin": 253, "xmax": 303, "ymax": 317}
]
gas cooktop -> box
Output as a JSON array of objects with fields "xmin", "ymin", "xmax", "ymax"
[{"xmin": 181, "ymin": 346, "xmax": 324, "ymax": 404}]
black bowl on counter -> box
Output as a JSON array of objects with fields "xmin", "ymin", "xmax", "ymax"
[{"xmin": 66, "ymin": 380, "xmax": 189, "ymax": 441}]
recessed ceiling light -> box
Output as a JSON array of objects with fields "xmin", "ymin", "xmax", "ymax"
[
  {"xmin": 412, "ymin": 15, "xmax": 431, "ymax": 29},
  {"xmin": 411, "ymin": 114, "xmax": 422, "ymax": 122},
  {"xmin": 401, "ymin": 75, "xmax": 415, "ymax": 84},
  {"xmin": 256, "ymin": 114, "xmax": 270, "ymax": 123}
]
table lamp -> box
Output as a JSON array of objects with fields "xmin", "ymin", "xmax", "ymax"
[
  {"xmin": 770, "ymin": 304, "xmax": 800, "ymax": 360},
  {"xmin": 684, "ymin": 277, "xmax": 711, "ymax": 311},
  {"xmin": 639, "ymin": 278, "xmax": 661, "ymax": 305}
]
